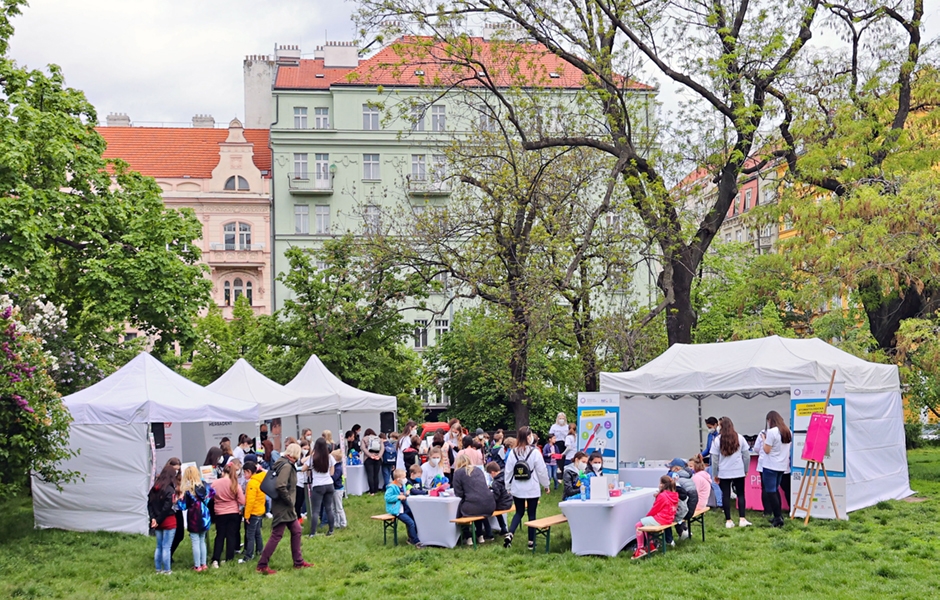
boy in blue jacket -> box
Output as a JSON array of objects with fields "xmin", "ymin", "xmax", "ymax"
[{"xmin": 385, "ymin": 469, "xmax": 423, "ymax": 547}]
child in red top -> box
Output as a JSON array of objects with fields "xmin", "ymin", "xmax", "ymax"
[{"xmin": 632, "ymin": 475, "xmax": 679, "ymax": 559}]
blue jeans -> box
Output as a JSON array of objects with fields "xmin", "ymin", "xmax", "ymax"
[
  {"xmin": 707, "ymin": 465, "xmax": 722, "ymax": 506},
  {"xmin": 382, "ymin": 464, "xmax": 394, "ymax": 487},
  {"xmin": 244, "ymin": 515, "xmax": 264, "ymax": 560},
  {"xmin": 189, "ymin": 531, "xmax": 207, "ymax": 567},
  {"xmin": 396, "ymin": 512, "xmax": 419, "ymax": 544},
  {"xmin": 154, "ymin": 529, "xmax": 173, "ymax": 572},
  {"xmin": 547, "ymin": 465, "xmax": 558, "ymax": 489},
  {"xmin": 761, "ymin": 468, "xmax": 784, "ymax": 521}
]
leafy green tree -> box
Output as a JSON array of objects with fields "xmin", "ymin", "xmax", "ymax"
[
  {"xmin": 184, "ymin": 296, "xmax": 268, "ymax": 386},
  {"xmin": 0, "ymin": 1, "xmax": 211, "ymax": 356}
]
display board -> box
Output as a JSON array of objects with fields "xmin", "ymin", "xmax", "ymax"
[
  {"xmin": 790, "ymin": 382, "xmax": 848, "ymax": 520},
  {"xmin": 577, "ymin": 392, "xmax": 619, "ymax": 475}
]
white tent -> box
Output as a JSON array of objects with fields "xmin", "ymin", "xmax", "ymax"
[
  {"xmin": 207, "ymin": 358, "xmax": 331, "ymax": 420},
  {"xmin": 32, "ymin": 353, "xmax": 259, "ymax": 535},
  {"xmin": 599, "ymin": 336, "xmax": 912, "ymax": 512}
]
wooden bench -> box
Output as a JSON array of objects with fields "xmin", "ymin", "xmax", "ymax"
[
  {"xmin": 524, "ymin": 514, "xmax": 568, "ymax": 554},
  {"xmin": 451, "ymin": 516, "xmax": 486, "ymax": 549},
  {"xmin": 687, "ymin": 507, "xmax": 710, "ymax": 542},
  {"xmin": 371, "ymin": 514, "xmax": 398, "ymax": 546},
  {"xmin": 636, "ymin": 522, "xmax": 673, "ymax": 557}
]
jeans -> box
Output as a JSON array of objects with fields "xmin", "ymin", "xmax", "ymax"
[
  {"xmin": 365, "ymin": 458, "xmax": 383, "ymax": 494},
  {"xmin": 211, "ymin": 513, "xmax": 241, "ymax": 563},
  {"xmin": 707, "ymin": 465, "xmax": 722, "ymax": 506},
  {"xmin": 189, "ymin": 531, "xmax": 207, "ymax": 568},
  {"xmin": 761, "ymin": 469, "xmax": 784, "ymax": 521},
  {"xmin": 258, "ymin": 519, "xmax": 304, "ymax": 569},
  {"xmin": 547, "ymin": 465, "xmax": 558, "ymax": 489},
  {"xmin": 244, "ymin": 515, "xmax": 264, "ymax": 560},
  {"xmin": 154, "ymin": 528, "xmax": 173, "ymax": 572},
  {"xmin": 509, "ymin": 497, "xmax": 539, "ymax": 543},
  {"xmin": 382, "ymin": 464, "xmax": 394, "ymax": 488},
  {"xmin": 294, "ymin": 485, "xmax": 307, "ymax": 516},
  {"xmin": 718, "ymin": 477, "xmax": 747, "ymax": 521},
  {"xmin": 332, "ymin": 489, "xmax": 347, "ymax": 527},
  {"xmin": 396, "ymin": 511, "xmax": 420, "ymax": 544},
  {"xmin": 307, "ymin": 483, "xmax": 334, "ymax": 535}
]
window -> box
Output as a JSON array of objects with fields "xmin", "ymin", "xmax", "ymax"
[
  {"xmin": 294, "ymin": 205, "xmax": 309, "ymax": 234},
  {"xmin": 294, "ymin": 106, "xmax": 307, "ymax": 129},
  {"xmin": 412, "ymin": 107, "xmax": 425, "ymax": 131},
  {"xmin": 315, "ymin": 205, "xmax": 330, "ymax": 234},
  {"xmin": 245, "ymin": 281, "xmax": 253, "ymax": 306},
  {"xmin": 224, "ymin": 222, "xmax": 251, "ymax": 249},
  {"xmin": 314, "ymin": 107, "xmax": 329, "ymax": 129},
  {"xmin": 224, "ymin": 176, "xmax": 249, "ymax": 191},
  {"xmin": 411, "ymin": 155, "xmax": 426, "ymax": 181},
  {"xmin": 223, "ymin": 281, "xmax": 231, "ymax": 305},
  {"xmin": 362, "ymin": 104, "xmax": 379, "ymax": 130},
  {"xmin": 431, "ymin": 105, "xmax": 446, "ymax": 131},
  {"xmin": 745, "ymin": 189, "xmax": 752, "ymax": 211},
  {"xmin": 433, "ymin": 271, "xmax": 448, "ymax": 290},
  {"xmin": 364, "ymin": 205, "xmax": 381, "ymax": 234},
  {"xmin": 233, "ymin": 278, "xmax": 244, "ymax": 302},
  {"xmin": 124, "ymin": 332, "xmax": 138, "ymax": 340},
  {"xmin": 414, "ymin": 319, "xmax": 428, "ymax": 348},
  {"xmin": 736, "ymin": 230, "xmax": 743, "ymax": 243},
  {"xmin": 753, "ymin": 189, "xmax": 760, "ymax": 206},
  {"xmin": 239, "ymin": 223, "xmax": 251, "ymax": 248},
  {"xmin": 431, "ymin": 154, "xmax": 446, "ymax": 182},
  {"xmin": 435, "ymin": 319, "xmax": 449, "ymax": 339},
  {"xmin": 363, "ymin": 154, "xmax": 380, "ymax": 180},
  {"xmin": 314, "ymin": 154, "xmax": 330, "ymax": 189},
  {"xmin": 479, "ymin": 111, "xmax": 497, "ymax": 132},
  {"xmin": 606, "ymin": 213, "xmax": 622, "ymax": 232},
  {"xmin": 223, "ymin": 223, "xmax": 236, "ymax": 250},
  {"xmin": 293, "ymin": 153, "xmax": 308, "ymax": 179}
]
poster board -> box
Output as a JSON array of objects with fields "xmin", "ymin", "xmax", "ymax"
[
  {"xmin": 577, "ymin": 392, "xmax": 619, "ymax": 475},
  {"xmin": 790, "ymin": 382, "xmax": 848, "ymax": 520}
]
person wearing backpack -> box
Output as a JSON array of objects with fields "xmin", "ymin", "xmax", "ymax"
[
  {"xmin": 381, "ymin": 433, "xmax": 397, "ymax": 489},
  {"xmin": 178, "ymin": 465, "xmax": 213, "ymax": 571},
  {"xmin": 503, "ymin": 426, "xmax": 550, "ymax": 549},
  {"xmin": 256, "ymin": 443, "xmax": 313, "ymax": 575},
  {"xmin": 362, "ymin": 428, "xmax": 383, "ymax": 495},
  {"xmin": 239, "ymin": 462, "xmax": 266, "ymax": 563}
]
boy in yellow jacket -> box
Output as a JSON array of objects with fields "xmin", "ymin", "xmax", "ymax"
[{"xmin": 240, "ymin": 462, "xmax": 267, "ymax": 563}]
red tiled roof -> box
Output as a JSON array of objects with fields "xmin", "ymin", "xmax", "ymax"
[
  {"xmin": 96, "ymin": 127, "xmax": 271, "ymax": 179},
  {"xmin": 275, "ymin": 36, "xmax": 652, "ymax": 91}
]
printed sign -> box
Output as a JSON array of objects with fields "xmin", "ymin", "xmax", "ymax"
[
  {"xmin": 577, "ymin": 393, "xmax": 619, "ymax": 474},
  {"xmin": 790, "ymin": 383, "xmax": 848, "ymax": 520}
]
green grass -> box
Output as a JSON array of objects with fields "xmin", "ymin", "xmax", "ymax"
[{"xmin": 4, "ymin": 451, "xmax": 940, "ymax": 599}]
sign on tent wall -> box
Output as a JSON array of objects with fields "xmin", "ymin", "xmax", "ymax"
[
  {"xmin": 577, "ymin": 393, "xmax": 619, "ymax": 474},
  {"xmin": 790, "ymin": 382, "xmax": 848, "ymax": 520}
]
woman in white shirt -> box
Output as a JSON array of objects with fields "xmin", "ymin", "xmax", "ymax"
[
  {"xmin": 761, "ymin": 411, "xmax": 792, "ymax": 528},
  {"xmin": 304, "ymin": 437, "xmax": 336, "ymax": 537},
  {"xmin": 396, "ymin": 421, "xmax": 416, "ymax": 470},
  {"xmin": 549, "ymin": 414, "xmax": 570, "ymax": 484},
  {"xmin": 503, "ymin": 426, "xmax": 550, "ymax": 550},
  {"xmin": 710, "ymin": 416, "xmax": 751, "ymax": 529}
]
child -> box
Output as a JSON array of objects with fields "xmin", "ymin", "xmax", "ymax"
[
  {"xmin": 485, "ymin": 461, "xmax": 512, "ymax": 536},
  {"xmin": 562, "ymin": 451, "xmax": 588, "ymax": 500},
  {"xmin": 542, "ymin": 434, "xmax": 559, "ymax": 490},
  {"xmin": 421, "ymin": 447, "xmax": 446, "ymax": 487},
  {"xmin": 239, "ymin": 462, "xmax": 266, "ymax": 563},
  {"xmin": 381, "ymin": 433, "xmax": 397, "ymax": 489},
  {"xmin": 406, "ymin": 464, "xmax": 428, "ymax": 495},
  {"xmin": 632, "ymin": 475, "xmax": 679, "ymax": 559},
  {"xmin": 385, "ymin": 469, "xmax": 423, "ymax": 547},
  {"xmin": 177, "ymin": 465, "xmax": 212, "ymax": 572},
  {"xmin": 331, "ymin": 449, "xmax": 347, "ymax": 528},
  {"xmin": 403, "ymin": 434, "xmax": 421, "ymax": 468}
]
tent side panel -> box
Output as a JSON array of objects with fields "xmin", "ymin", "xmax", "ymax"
[
  {"xmin": 339, "ymin": 410, "xmax": 385, "ymax": 438},
  {"xmin": 619, "ymin": 396, "xmax": 702, "ymax": 461},
  {"xmin": 298, "ymin": 414, "xmax": 343, "ymax": 443},
  {"xmin": 700, "ymin": 394, "xmax": 790, "ymax": 440},
  {"xmin": 845, "ymin": 391, "xmax": 913, "ymax": 511},
  {"xmin": 33, "ymin": 423, "xmax": 150, "ymax": 535}
]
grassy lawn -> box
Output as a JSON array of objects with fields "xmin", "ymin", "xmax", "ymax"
[{"xmin": 3, "ymin": 450, "xmax": 940, "ymax": 599}]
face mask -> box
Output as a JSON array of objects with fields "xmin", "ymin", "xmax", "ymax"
[
  {"xmin": 430, "ymin": 458, "xmax": 440, "ymax": 466},
  {"xmin": 707, "ymin": 428, "xmax": 715, "ymax": 434},
  {"xmin": 577, "ymin": 461, "xmax": 587, "ymax": 471},
  {"xmin": 592, "ymin": 463, "xmax": 602, "ymax": 473},
  {"xmin": 306, "ymin": 435, "xmax": 312, "ymax": 442},
  {"xmin": 558, "ymin": 419, "xmax": 566, "ymax": 426},
  {"xmin": 528, "ymin": 435, "xmax": 534, "ymax": 445},
  {"xmin": 302, "ymin": 449, "xmax": 309, "ymax": 457}
]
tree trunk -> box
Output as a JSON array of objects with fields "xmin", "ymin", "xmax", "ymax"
[
  {"xmin": 508, "ymin": 274, "xmax": 531, "ymax": 429},
  {"xmin": 860, "ymin": 280, "xmax": 934, "ymax": 350},
  {"xmin": 661, "ymin": 252, "xmax": 697, "ymax": 346}
]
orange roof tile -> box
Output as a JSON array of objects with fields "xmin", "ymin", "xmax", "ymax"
[
  {"xmin": 96, "ymin": 127, "xmax": 271, "ymax": 179},
  {"xmin": 275, "ymin": 36, "xmax": 652, "ymax": 91}
]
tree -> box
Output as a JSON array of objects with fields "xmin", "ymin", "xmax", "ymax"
[
  {"xmin": 356, "ymin": 0, "xmax": 821, "ymax": 345},
  {"xmin": 0, "ymin": 1, "xmax": 211, "ymax": 356},
  {"xmin": 184, "ymin": 296, "xmax": 269, "ymax": 386}
]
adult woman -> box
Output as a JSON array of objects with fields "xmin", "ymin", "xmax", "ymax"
[
  {"xmin": 233, "ymin": 433, "xmax": 252, "ymax": 462},
  {"xmin": 210, "ymin": 460, "xmax": 245, "ymax": 567},
  {"xmin": 322, "ymin": 430, "xmax": 336, "ymax": 452},
  {"xmin": 396, "ymin": 420, "xmax": 417, "ymax": 470},
  {"xmin": 456, "ymin": 435, "xmax": 484, "ymax": 466},
  {"xmin": 562, "ymin": 423, "xmax": 577, "ymax": 478},
  {"xmin": 305, "ymin": 437, "xmax": 336, "ymax": 537},
  {"xmin": 203, "ymin": 447, "xmax": 222, "ymax": 471},
  {"xmin": 161, "ymin": 457, "xmax": 186, "ymax": 562},
  {"xmin": 549, "ymin": 413, "xmax": 569, "ymax": 480},
  {"xmin": 257, "ymin": 443, "xmax": 312, "ymax": 574},
  {"xmin": 431, "ymin": 432, "xmax": 452, "ymax": 475},
  {"xmin": 301, "ymin": 428, "xmax": 313, "ymax": 444},
  {"xmin": 261, "ymin": 439, "xmax": 279, "ymax": 470},
  {"xmin": 362, "ymin": 428, "xmax": 383, "ymax": 495},
  {"xmin": 443, "ymin": 419, "xmax": 462, "ymax": 451},
  {"xmin": 295, "ymin": 440, "xmax": 310, "ymax": 518},
  {"xmin": 503, "ymin": 426, "xmax": 550, "ymax": 549},
  {"xmin": 452, "ymin": 454, "xmax": 496, "ymax": 544},
  {"xmin": 710, "ymin": 416, "xmax": 751, "ymax": 529},
  {"xmin": 761, "ymin": 410, "xmax": 792, "ymax": 528},
  {"xmin": 147, "ymin": 463, "xmax": 179, "ymax": 574}
]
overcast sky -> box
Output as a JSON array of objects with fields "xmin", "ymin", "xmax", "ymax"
[{"xmin": 8, "ymin": 1, "xmax": 939, "ymax": 127}]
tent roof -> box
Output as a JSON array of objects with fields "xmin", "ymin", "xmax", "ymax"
[
  {"xmin": 285, "ymin": 355, "xmax": 397, "ymax": 412},
  {"xmin": 207, "ymin": 358, "xmax": 335, "ymax": 419},
  {"xmin": 599, "ymin": 335, "xmax": 900, "ymax": 394},
  {"xmin": 64, "ymin": 353, "xmax": 259, "ymax": 425}
]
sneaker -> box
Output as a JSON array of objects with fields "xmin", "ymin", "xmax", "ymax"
[
  {"xmin": 326, "ymin": 530, "xmax": 334, "ymax": 537},
  {"xmin": 527, "ymin": 541, "xmax": 535, "ymax": 550},
  {"xmin": 484, "ymin": 537, "xmax": 495, "ymax": 543},
  {"xmin": 192, "ymin": 566, "xmax": 202, "ymax": 571},
  {"xmin": 257, "ymin": 566, "xmax": 277, "ymax": 575},
  {"xmin": 680, "ymin": 529, "xmax": 690, "ymax": 540},
  {"xmin": 725, "ymin": 521, "xmax": 735, "ymax": 529},
  {"xmin": 668, "ymin": 541, "xmax": 676, "ymax": 547},
  {"xmin": 199, "ymin": 565, "xmax": 208, "ymax": 571},
  {"xmin": 163, "ymin": 570, "xmax": 173, "ymax": 575},
  {"xmin": 772, "ymin": 518, "xmax": 785, "ymax": 528},
  {"xmin": 739, "ymin": 519, "xmax": 752, "ymax": 527},
  {"xmin": 406, "ymin": 538, "xmax": 421, "ymax": 546},
  {"xmin": 294, "ymin": 561, "xmax": 314, "ymax": 569},
  {"xmin": 237, "ymin": 558, "xmax": 248, "ymax": 564},
  {"xmin": 503, "ymin": 532, "xmax": 513, "ymax": 548},
  {"xmin": 465, "ymin": 538, "xmax": 474, "ymax": 546},
  {"xmin": 211, "ymin": 561, "xmax": 219, "ymax": 569},
  {"xmin": 265, "ymin": 512, "xmax": 273, "ymax": 519},
  {"xmin": 631, "ymin": 548, "xmax": 647, "ymax": 560}
]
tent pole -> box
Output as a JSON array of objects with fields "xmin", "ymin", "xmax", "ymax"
[{"xmin": 698, "ymin": 398, "xmax": 703, "ymax": 451}]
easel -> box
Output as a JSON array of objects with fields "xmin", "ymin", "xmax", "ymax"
[{"xmin": 790, "ymin": 371, "xmax": 841, "ymax": 524}]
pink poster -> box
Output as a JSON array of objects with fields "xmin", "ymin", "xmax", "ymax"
[
  {"xmin": 802, "ymin": 413, "xmax": 833, "ymax": 463},
  {"xmin": 745, "ymin": 456, "xmax": 790, "ymax": 512}
]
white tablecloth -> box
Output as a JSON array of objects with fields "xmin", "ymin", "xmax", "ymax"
[
  {"xmin": 345, "ymin": 464, "xmax": 368, "ymax": 497},
  {"xmin": 407, "ymin": 495, "xmax": 461, "ymax": 548},
  {"xmin": 618, "ymin": 468, "xmax": 667, "ymax": 489},
  {"xmin": 560, "ymin": 488, "xmax": 657, "ymax": 556}
]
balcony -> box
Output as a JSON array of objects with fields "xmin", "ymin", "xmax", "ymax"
[
  {"xmin": 406, "ymin": 176, "xmax": 451, "ymax": 196},
  {"xmin": 207, "ymin": 243, "xmax": 266, "ymax": 267},
  {"xmin": 288, "ymin": 176, "xmax": 333, "ymax": 195}
]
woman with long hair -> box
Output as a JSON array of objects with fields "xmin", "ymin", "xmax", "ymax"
[
  {"xmin": 203, "ymin": 447, "xmax": 222, "ymax": 469},
  {"xmin": 362, "ymin": 427, "xmax": 383, "ymax": 495},
  {"xmin": 761, "ymin": 410, "xmax": 793, "ymax": 527},
  {"xmin": 503, "ymin": 426, "xmax": 550, "ymax": 549},
  {"xmin": 396, "ymin": 420, "xmax": 417, "ymax": 470},
  {"xmin": 295, "ymin": 440, "xmax": 310, "ymax": 519},
  {"xmin": 209, "ymin": 460, "xmax": 245, "ymax": 567},
  {"xmin": 161, "ymin": 458, "xmax": 186, "ymax": 563},
  {"xmin": 305, "ymin": 436, "xmax": 336, "ymax": 537},
  {"xmin": 322, "ymin": 430, "xmax": 336, "ymax": 452},
  {"xmin": 148, "ymin": 462, "xmax": 179, "ymax": 574},
  {"xmin": 261, "ymin": 439, "xmax": 278, "ymax": 469},
  {"xmin": 709, "ymin": 417, "xmax": 751, "ymax": 528},
  {"xmin": 452, "ymin": 454, "xmax": 496, "ymax": 544}
]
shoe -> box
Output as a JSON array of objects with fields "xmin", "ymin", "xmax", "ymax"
[
  {"xmin": 478, "ymin": 536, "xmax": 486, "ymax": 544},
  {"xmin": 238, "ymin": 558, "xmax": 249, "ymax": 564},
  {"xmin": 725, "ymin": 521, "xmax": 735, "ymax": 529},
  {"xmin": 739, "ymin": 519, "xmax": 752, "ymax": 527},
  {"xmin": 307, "ymin": 534, "xmax": 315, "ymax": 538},
  {"xmin": 257, "ymin": 566, "xmax": 277, "ymax": 575},
  {"xmin": 465, "ymin": 538, "xmax": 474, "ymax": 546},
  {"xmin": 668, "ymin": 541, "xmax": 676, "ymax": 547},
  {"xmin": 199, "ymin": 565, "xmax": 208, "ymax": 571},
  {"xmin": 265, "ymin": 512, "xmax": 273, "ymax": 519},
  {"xmin": 527, "ymin": 541, "xmax": 535, "ymax": 550},
  {"xmin": 499, "ymin": 530, "xmax": 508, "ymax": 536},
  {"xmin": 484, "ymin": 537, "xmax": 495, "ymax": 543},
  {"xmin": 406, "ymin": 538, "xmax": 421, "ymax": 546},
  {"xmin": 294, "ymin": 561, "xmax": 314, "ymax": 569},
  {"xmin": 772, "ymin": 518, "xmax": 784, "ymax": 528},
  {"xmin": 503, "ymin": 532, "xmax": 513, "ymax": 548},
  {"xmin": 326, "ymin": 530, "xmax": 334, "ymax": 537},
  {"xmin": 192, "ymin": 566, "xmax": 201, "ymax": 571},
  {"xmin": 680, "ymin": 530, "xmax": 690, "ymax": 540},
  {"xmin": 631, "ymin": 548, "xmax": 647, "ymax": 560},
  {"xmin": 211, "ymin": 561, "xmax": 219, "ymax": 568},
  {"xmin": 650, "ymin": 541, "xmax": 658, "ymax": 552},
  {"xmin": 163, "ymin": 570, "xmax": 172, "ymax": 575}
]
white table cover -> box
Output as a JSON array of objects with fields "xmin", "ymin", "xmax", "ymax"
[
  {"xmin": 560, "ymin": 487, "xmax": 657, "ymax": 556},
  {"xmin": 619, "ymin": 468, "xmax": 667, "ymax": 489},
  {"xmin": 408, "ymin": 495, "xmax": 461, "ymax": 548},
  {"xmin": 346, "ymin": 464, "xmax": 368, "ymax": 496}
]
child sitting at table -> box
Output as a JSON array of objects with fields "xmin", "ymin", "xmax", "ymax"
[
  {"xmin": 562, "ymin": 451, "xmax": 588, "ymax": 500},
  {"xmin": 542, "ymin": 434, "xmax": 559, "ymax": 491},
  {"xmin": 486, "ymin": 461, "xmax": 512, "ymax": 536},
  {"xmin": 631, "ymin": 475, "xmax": 678, "ymax": 560},
  {"xmin": 406, "ymin": 464, "xmax": 428, "ymax": 496},
  {"xmin": 385, "ymin": 469, "xmax": 422, "ymax": 547}
]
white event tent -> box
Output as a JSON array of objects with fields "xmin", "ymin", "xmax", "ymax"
[
  {"xmin": 207, "ymin": 358, "xmax": 331, "ymax": 420},
  {"xmin": 32, "ymin": 353, "xmax": 259, "ymax": 535},
  {"xmin": 599, "ymin": 335, "xmax": 912, "ymax": 512}
]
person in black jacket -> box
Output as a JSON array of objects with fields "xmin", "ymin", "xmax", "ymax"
[
  {"xmin": 562, "ymin": 451, "xmax": 589, "ymax": 500},
  {"xmin": 485, "ymin": 461, "xmax": 512, "ymax": 536},
  {"xmin": 148, "ymin": 464, "xmax": 179, "ymax": 574},
  {"xmin": 453, "ymin": 455, "xmax": 496, "ymax": 544}
]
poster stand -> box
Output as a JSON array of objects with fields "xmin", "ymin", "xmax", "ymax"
[{"xmin": 790, "ymin": 371, "xmax": 841, "ymax": 524}]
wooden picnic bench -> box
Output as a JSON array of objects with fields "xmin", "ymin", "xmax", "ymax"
[
  {"xmin": 524, "ymin": 514, "xmax": 568, "ymax": 554},
  {"xmin": 371, "ymin": 514, "xmax": 398, "ymax": 546}
]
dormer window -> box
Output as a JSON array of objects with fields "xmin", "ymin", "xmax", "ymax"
[
  {"xmin": 415, "ymin": 69, "xmax": 425, "ymax": 76},
  {"xmin": 224, "ymin": 175, "xmax": 249, "ymax": 191}
]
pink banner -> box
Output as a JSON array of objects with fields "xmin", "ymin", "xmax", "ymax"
[
  {"xmin": 745, "ymin": 455, "xmax": 789, "ymax": 512},
  {"xmin": 802, "ymin": 413, "xmax": 833, "ymax": 463}
]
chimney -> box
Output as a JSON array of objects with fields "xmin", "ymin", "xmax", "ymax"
[
  {"xmin": 320, "ymin": 41, "xmax": 359, "ymax": 68},
  {"xmin": 275, "ymin": 44, "xmax": 301, "ymax": 66},
  {"xmin": 243, "ymin": 54, "xmax": 276, "ymax": 129},
  {"xmin": 192, "ymin": 114, "xmax": 215, "ymax": 128},
  {"xmin": 106, "ymin": 112, "xmax": 131, "ymax": 127}
]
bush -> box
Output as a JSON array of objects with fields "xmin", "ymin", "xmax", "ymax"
[{"xmin": 904, "ymin": 422, "xmax": 923, "ymax": 449}]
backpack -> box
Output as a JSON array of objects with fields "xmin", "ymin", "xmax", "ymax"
[
  {"xmin": 382, "ymin": 441, "xmax": 397, "ymax": 464},
  {"xmin": 187, "ymin": 487, "xmax": 212, "ymax": 533},
  {"xmin": 510, "ymin": 448, "xmax": 534, "ymax": 482},
  {"xmin": 260, "ymin": 461, "xmax": 284, "ymax": 498},
  {"xmin": 368, "ymin": 436, "xmax": 382, "ymax": 454}
]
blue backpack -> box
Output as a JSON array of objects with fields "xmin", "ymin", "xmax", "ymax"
[
  {"xmin": 382, "ymin": 441, "xmax": 397, "ymax": 464},
  {"xmin": 185, "ymin": 486, "xmax": 213, "ymax": 534}
]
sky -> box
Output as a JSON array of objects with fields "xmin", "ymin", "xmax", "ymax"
[{"xmin": 7, "ymin": 1, "xmax": 940, "ymax": 127}]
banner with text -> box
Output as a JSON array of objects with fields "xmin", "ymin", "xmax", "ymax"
[
  {"xmin": 790, "ymin": 382, "xmax": 848, "ymax": 520},
  {"xmin": 577, "ymin": 392, "xmax": 620, "ymax": 475}
]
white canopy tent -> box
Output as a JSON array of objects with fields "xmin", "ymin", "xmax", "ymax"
[
  {"xmin": 32, "ymin": 353, "xmax": 258, "ymax": 535},
  {"xmin": 207, "ymin": 358, "xmax": 331, "ymax": 420},
  {"xmin": 599, "ymin": 336, "xmax": 912, "ymax": 512}
]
